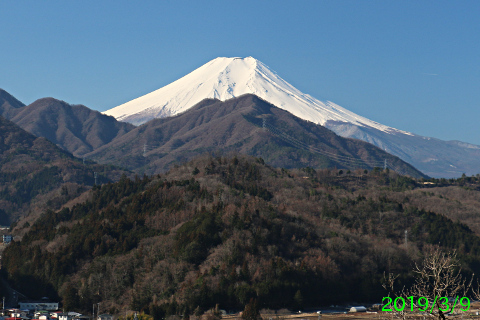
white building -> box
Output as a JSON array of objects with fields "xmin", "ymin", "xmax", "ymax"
[
  {"xmin": 348, "ymin": 306, "xmax": 367, "ymax": 313},
  {"xmin": 18, "ymin": 300, "xmax": 58, "ymax": 311}
]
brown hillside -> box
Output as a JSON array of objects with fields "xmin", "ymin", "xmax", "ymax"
[
  {"xmin": 10, "ymin": 98, "xmax": 135, "ymax": 156},
  {"xmin": 88, "ymin": 94, "xmax": 426, "ymax": 178},
  {"xmin": 0, "ymin": 89, "xmax": 136, "ymax": 157}
]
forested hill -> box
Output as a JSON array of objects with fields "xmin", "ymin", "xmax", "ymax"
[
  {"xmin": 0, "ymin": 116, "xmax": 130, "ymax": 225},
  {"xmin": 4, "ymin": 155, "xmax": 480, "ymax": 317}
]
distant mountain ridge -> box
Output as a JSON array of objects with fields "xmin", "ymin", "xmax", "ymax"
[
  {"xmin": 103, "ymin": 57, "xmax": 480, "ymax": 178},
  {"xmin": 0, "ymin": 90, "xmax": 135, "ymax": 157},
  {"xmin": 90, "ymin": 94, "xmax": 426, "ymax": 178},
  {"xmin": 0, "ymin": 89, "xmax": 423, "ymax": 178}
]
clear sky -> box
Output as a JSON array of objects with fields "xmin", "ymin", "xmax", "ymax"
[{"xmin": 1, "ymin": 1, "xmax": 479, "ymax": 144}]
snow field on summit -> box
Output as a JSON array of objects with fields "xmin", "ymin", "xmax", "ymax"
[{"xmin": 103, "ymin": 57, "xmax": 412, "ymax": 137}]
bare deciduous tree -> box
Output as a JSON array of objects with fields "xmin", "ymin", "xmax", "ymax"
[
  {"xmin": 409, "ymin": 248, "xmax": 472, "ymax": 320},
  {"xmin": 383, "ymin": 247, "xmax": 473, "ymax": 320}
]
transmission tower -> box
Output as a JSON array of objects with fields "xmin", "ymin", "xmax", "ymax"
[
  {"xmin": 94, "ymin": 172, "xmax": 98, "ymax": 185},
  {"xmin": 262, "ymin": 118, "xmax": 266, "ymax": 131},
  {"xmin": 143, "ymin": 143, "xmax": 147, "ymax": 157}
]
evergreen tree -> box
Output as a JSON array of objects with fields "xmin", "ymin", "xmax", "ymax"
[{"xmin": 242, "ymin": 298, "xmax": 261, "ymax": 320}]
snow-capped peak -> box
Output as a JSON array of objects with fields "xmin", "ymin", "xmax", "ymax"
[{"xmin": 103, "ymin": 57, "xmax": 411, "ymax": 136}]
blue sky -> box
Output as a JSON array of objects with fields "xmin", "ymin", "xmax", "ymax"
[{"xmin": 1, "ymin": 1, "xmax": 479, "ymax": 144}]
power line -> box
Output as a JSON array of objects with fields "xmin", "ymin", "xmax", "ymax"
[
  {"xmin": 263, "ymin": 120, "xmax": 409, "ymax": 174},
  {"xmin": 135, "ymin": 118, "xmax": 409, "ymax": 176},
  {"xmin": 265, "ymin": 122, "xmax": 379, "ymax": 165},
  {"xmin": 264, "ymin": 122, "xmax": 379, "ymax": 167}
]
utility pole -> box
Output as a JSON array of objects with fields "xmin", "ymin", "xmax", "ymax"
[
  {"xmin": 384, "ymin": 159, "xmax": 387, "ymax": 170},
  {"xmin": 405, "ymin": 230, "xmax": 408, "ymax": 246}
]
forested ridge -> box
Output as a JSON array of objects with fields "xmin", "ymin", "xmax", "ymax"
[
  {"xmin": 0, "ymin": 116, "xmax": 130, "ymax": 225},
  {"xmin": 4, "ymin": 155, "xmax": 480, "ymax": 317},
  {"xmin": 86, "ymin": 94, "xmax": 425, "ymax": 178}
]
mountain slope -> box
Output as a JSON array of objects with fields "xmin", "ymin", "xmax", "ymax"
[
  {"xmin": 4, "ymin": 154, "xmax": 480, "ymax": 313},
  {"xmin": 0, "ymin": 90, "xmax": 135, "ymax": 157},
  {"xmin": 91, "ymin": 94, "xmax": 425, "ymax": 178},
  {"xmin": 0, "ymin": 115, "xmax": 128, "ymax": 225},
  {"xmin": 329, "ymin": 122, "xmax": 480, "ymax": 178},
  {"xmin": 0, "ymin": 89, "xmax": 25, "ymax": 119},
  {"xmin": 104, "ymin": 57, "xmax": 480, "ymax": 178}
]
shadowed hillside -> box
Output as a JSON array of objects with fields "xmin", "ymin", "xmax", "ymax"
[{"xmin": 0, "ymin": 116, "xmax": 130, "ymax": 224}]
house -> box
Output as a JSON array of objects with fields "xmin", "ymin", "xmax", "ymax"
[
  {"xmin": 57, "ymin": 312, "xmax": 86, "ymax": 320},
  {"xmin": 57, "ymin": 313, "xmax": 73, "ymax": 320},
  {"xmin": 9, "ymin": 310, "xmax": 27, "ymax": 318},
  {"xmin": 34, "ymin": 311, "xmax": 49, "ymax": 320}
]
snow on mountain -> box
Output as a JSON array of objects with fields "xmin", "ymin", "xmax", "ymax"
[
  {"xmin": 104, "ymin": 57, "xmax": 411, "ymax": 136},
  {"xmin": 104, "ymin": 57, "xmax": 480, "ymax": 178}
]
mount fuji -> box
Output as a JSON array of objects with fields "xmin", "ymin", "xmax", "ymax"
[{"xmin": 104, "ymin": 57, "xmax": 480, "ymax": 178}]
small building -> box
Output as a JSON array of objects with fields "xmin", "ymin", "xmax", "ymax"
[
  {"xmin": 34, "ymin": 311, "xmax": 47, "ymax": 318},
  {"xmin": 2, "ymin": 235, "xmax": 12, "ymax": 244},
  {"xmin": 58, "ymin": 313, "xmax": 85, "ymax": 320},
  {"xmin": 348, "ymin": 306, "xmax": 367, "ymax": 313},
  {"xmin": 19, "ymin": 299, "xmax": 58, "ymax": 312},
  {"xmin": 57, "ymin": 313, "xmax": 73, "ymax": 320},
  {"xmin": 97, "ymin": 315, "xmax": 113, "ymax": 320},
  {"xmin": 67, "ymin": 313, "xmax": 82, "ymax": 318},
  {"xmin": 34, "ymin": 310, "xmax": 51, "ymax": 320},
  {"xmin": 9, "ymin": 310, "xmax": 28, "ymax": 318}
]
